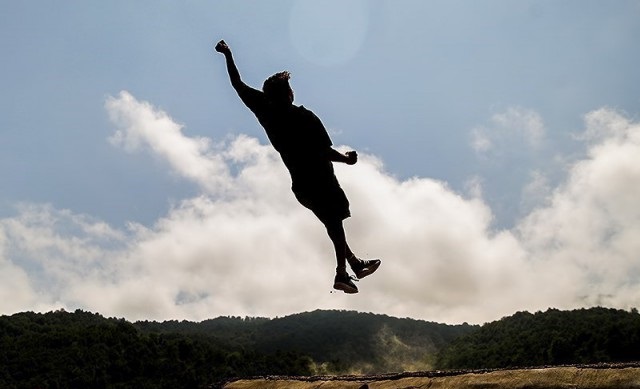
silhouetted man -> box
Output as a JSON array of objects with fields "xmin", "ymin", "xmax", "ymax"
[{"xmin": 215, "ymin": 40, "xmax": 380, "ymax": 293}]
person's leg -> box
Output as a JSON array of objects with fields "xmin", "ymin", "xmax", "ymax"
[
  {"xmin": 325, "ymin": 217, "xmax": 380, "ymax": 269},
  {"xmin": 340, "ymin": 233, "xmax": 382, "ymax": 280},
  {"xmin": 325, "ymin": 219, "xmax": 359, "ymax": 293},
  {"xmin": 344, "ymin": 243, "xmax": 357, "ymax": 267},
  {"xmin": 324, "ymin": 219, "xmax": 348, "ymax": 272}
]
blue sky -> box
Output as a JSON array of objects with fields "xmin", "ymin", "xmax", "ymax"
[{"xmin": 1, "ymin": 1, "xmax": 640, "ymax": 324}]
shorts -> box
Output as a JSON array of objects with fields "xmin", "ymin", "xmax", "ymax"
[{"xmin": 293, "ymin": 180, "xmax": 351, "ymax": 225}]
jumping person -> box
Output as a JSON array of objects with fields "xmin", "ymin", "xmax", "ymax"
[{"xmin": 215, "ymin": 40, "xmax": 380, "ymax": 294}]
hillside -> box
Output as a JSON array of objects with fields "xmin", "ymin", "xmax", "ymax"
[
  {"xmin": 437, "ymin": 307, "xmax": 640, "ymax": 369},
  {"xmin": 135, "ymin": 309, "xmax": 475, "ymax": 374},
  {"xmin": 0, "ymin": 309, "xmax": 473, "ymax": 388},
  {"xmin": 2, "ymin": 307, "xmax": 640, "ymax": 388}
]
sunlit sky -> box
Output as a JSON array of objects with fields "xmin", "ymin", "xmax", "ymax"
[{"xmin": 1, "ymin": 1, "xmax": 639, "ymax": 324}]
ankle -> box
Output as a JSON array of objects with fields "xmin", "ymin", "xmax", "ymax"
[{"xmin": 346, "ymin": 254, "xmax": 359, "ymax": 267}]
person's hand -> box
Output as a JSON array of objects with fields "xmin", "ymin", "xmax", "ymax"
[
  {"xmin": 215, "ymin": 40, "xmax": 230, "ymax": 55},
  {"xmin": 345, "ymin": 151, "xmax": 358, "ymax": 165}
]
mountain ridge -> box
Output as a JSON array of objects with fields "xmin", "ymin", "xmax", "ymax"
[{"xmin": 2, "ymin": 307, "xmax": 640, "ymax": 388}]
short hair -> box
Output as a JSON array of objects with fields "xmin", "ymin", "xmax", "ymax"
[{"xmin": 262, "ymin": 71, "xmax": 293, "ymax": 103}]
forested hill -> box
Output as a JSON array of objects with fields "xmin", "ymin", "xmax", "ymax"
[
  {"xmin": 2, "ymin": 307, "xmax": 640, "ymax": 388},
  {"xmin": 437, "ymin": 307, "xmax": 640, "ymax": 369},
  {"xmin": 0, "ymin": 309, "xmax": 474, "ymax": 388},
  {"xmin": 135, "ymin": 309, "xmax": 474, "ymax": 373}
]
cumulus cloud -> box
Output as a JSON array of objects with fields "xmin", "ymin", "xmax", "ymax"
[
  {"xmin": 1, "ymin": 93, "xmax": 639, "ymax": 324},
  {"xmin": 106, "ymin": 91, "xmax": 232, "ymax": 194},
  {"xmin": 0, "ymin": 227, "xmax": 40, "ymax": 312},
  {"xmin": 0, "ymin": 204, "xmax": 126, "ymax": 313},
  {"xmin": 517, "ymin": 108, "xmax": 640, "ymax": 308}
]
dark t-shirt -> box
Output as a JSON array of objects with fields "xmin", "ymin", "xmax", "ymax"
[{"xmin": 234, "ymin": 82, "xmax": 337, "ymax": 193}]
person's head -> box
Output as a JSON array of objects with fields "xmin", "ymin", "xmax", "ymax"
[{"xmin": 263, "ymin": 71, "xmax": 294, "ymax": 105}]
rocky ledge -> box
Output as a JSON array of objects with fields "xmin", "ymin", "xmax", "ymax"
[{"xmin": 220, "ymin": 362, "xmax": 640, "ymax": 389}]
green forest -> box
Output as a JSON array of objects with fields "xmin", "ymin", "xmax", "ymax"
[
  {"xmin": 1, "ymin": 307, "xmax": 639, "ymax": 389},
  {"xmin": 437, "ymin": 307, "xmax": 640, "ymax": 369}
]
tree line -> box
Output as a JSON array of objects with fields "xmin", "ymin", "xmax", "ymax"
[
  {"xmin": 436, "ymin": 307, "xmax": 640, "ymax": 369},
  {"xmin": 0, "ymin": 310, "xmax": 309, "ymax": 389},
  {"xmin": 2, "ymin": 307, "xmax": 639, "ymax": 388}
]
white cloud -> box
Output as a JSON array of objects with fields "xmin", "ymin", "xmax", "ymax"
[
  {"xmin": 0, "ymin": 227, "xmax": 40, "ymax": 312},
  {"xmin": 1, "ymin": 93, "xmax": 639, "ymax": 324},
  {"xmin": 0, "ymin": 203, "xmax": 127, "ymax": 313},
  {"xmin": 520, "ymin": 170, "xmax": 551, "ymax": 213},
  {"xmin": 492, "ymin": 106, "xmax": 545, "ymax": 148},
  {"xmin": 517, "ymin": 108, "xmax": 640, "ymax": 308},
  {"xmin": 470, "ymin": 128, "xmax": 492, "ymax": 153},
  {"xmin": 471, "ymin": 106, "xmax": 546, "ymax": 155},
  {"xmin": 464, "ymin": 175, "xmax": 485, "ymax": 199},
  {"xmin": 106, "ymin": 91, "xmax": 232, "ymax": 195}
]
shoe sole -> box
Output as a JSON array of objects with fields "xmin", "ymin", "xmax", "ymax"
[
  {"xmin": 355, "ymin": 260, "xmax": 381, "ymax": 279},
  {"xmin": 333, "ymin": 282, "xmax": 358, "ymax": 294}
]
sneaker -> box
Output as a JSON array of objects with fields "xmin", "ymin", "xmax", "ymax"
[
  {"xmin": 351, "ymin": 258, "xmax": 381, "ymax": 279},
  {"xmin": 333, "ymin": 272, "xmax": 359, "ymax": 294}
]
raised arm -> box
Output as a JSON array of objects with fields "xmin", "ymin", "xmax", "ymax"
[
  {"xmin": 215, "ymin": 39, "xmax": 266, "ymax": 114},
  {"xmin": 215, "ymin": 40, "xmax": 243, "ymax": 90}
]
